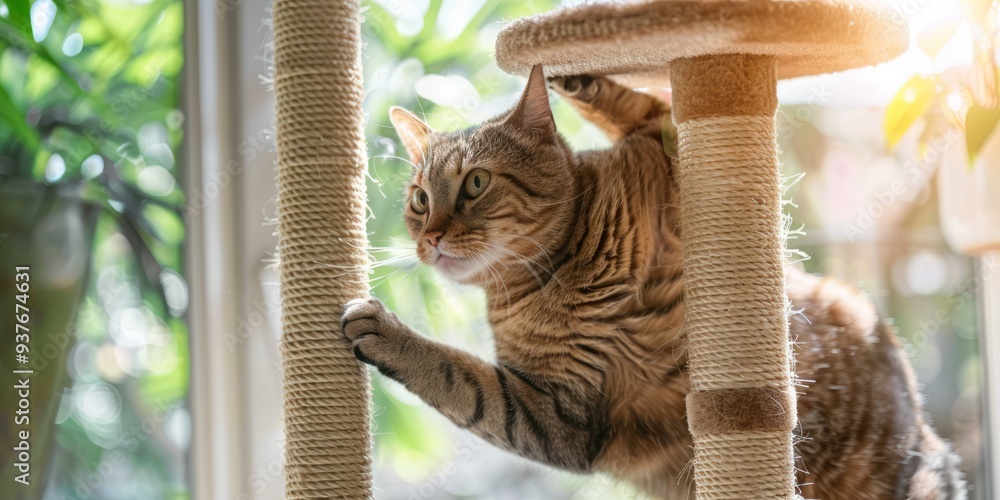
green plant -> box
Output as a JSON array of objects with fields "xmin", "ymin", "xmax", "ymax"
[
  {"xmin": 884, "ymin": 0, "xmax": 1000, "ymax": 165},
  {"xmin": 0, "ymin": 0, "xmax": 185, "ymax": 268},
  {"xmin": 0, "ymin": 0, "xmax": 189, "ymax": 497}
]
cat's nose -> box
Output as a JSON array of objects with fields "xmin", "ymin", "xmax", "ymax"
[{"xmin": 425, "ymin": 230, "xmax": 444, "ymax": 247}]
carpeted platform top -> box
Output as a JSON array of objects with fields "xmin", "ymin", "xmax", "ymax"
[{"xmin": 496, "ymin": 0, "xmax": 908, "ymax": 85}]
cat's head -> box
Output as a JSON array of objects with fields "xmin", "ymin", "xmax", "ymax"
[{"xmin": 391, "ymin": 65, "xmax": 578, "ymax": 286}]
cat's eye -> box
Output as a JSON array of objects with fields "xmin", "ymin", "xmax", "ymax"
[
  {"xmin": 463, "ymin": 169, "xmax": 491, "ymax": 198},
  {"xmin": 410, "ymin": 187, "xmax": 429, "ymax": 214}
]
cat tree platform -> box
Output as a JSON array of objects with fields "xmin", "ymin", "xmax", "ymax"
[{"xmin": 496, "ymin": 1, "xmax": 908, "ymax": 498}]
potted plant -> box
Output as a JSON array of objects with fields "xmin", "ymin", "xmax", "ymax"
[
  {"xmin": 0, "ymin": 0, "xmax": 185, "ymax": 496},
  {"xmin": 884, "ymin": 0, "xmax": 1000, "ymax": 255}
]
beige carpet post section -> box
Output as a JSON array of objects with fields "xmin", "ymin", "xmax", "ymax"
[
  {"xmin": 671, "ymin": 54, "xmax": 796, "ymax": 499},
  {"xmin": 272, "ymin": 0, "xmax": 373, "ymax": 498}
]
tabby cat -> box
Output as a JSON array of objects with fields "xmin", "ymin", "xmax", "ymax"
[{"xmin": 341, "ymin": 65, "xmax": 966, "ymax": 499}]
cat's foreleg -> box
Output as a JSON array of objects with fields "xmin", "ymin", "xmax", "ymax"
[
  {"xmin": 341, "ymin": 297, "xmax": 609, "ymax": 472},
  {"xmin": 548, "ymin": 75, "xmax": 669, "ymax": 141}
]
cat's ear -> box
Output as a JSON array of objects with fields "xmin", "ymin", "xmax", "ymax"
[
  {"xmin": 508, "ymin": 64, "xmax": 556, "ymax": 142},
  {"xmin": 389, "ymin": 106, "xmax": 433, "ymax": 165}
]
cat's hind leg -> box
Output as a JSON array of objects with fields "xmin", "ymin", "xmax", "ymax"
[{"xmin": 549, "ymin": 75, "xmax": 670, "ymax": 141}]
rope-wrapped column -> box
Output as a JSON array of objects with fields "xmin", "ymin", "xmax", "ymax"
[
  {"xmin": 272, "ymin": 0, "xmax": 372, "ymax": 497},
  {"xmin": 671, "ymin": 54, "xmax": 796, "ymax": 499}
]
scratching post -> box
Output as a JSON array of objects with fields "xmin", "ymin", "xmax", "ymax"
[
  {"xmin": 671, "ymin": 54, "xmax": 793, "ymax": 497},
  {"xmin": 496, "ymin": 1, "xmax": 907, "ymax": 497},
  {"xmin": 272, "ymin": 0, "xmax": 373, "ymax": 498}
]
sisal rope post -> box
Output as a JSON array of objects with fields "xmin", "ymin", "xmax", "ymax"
[
  {"xmin": 671, "ymin": 54, "xmax": 796, "ymax": 499},
  {"xmin": 272, "ymin": 0, "xmax": 373, "ymax": 497}
]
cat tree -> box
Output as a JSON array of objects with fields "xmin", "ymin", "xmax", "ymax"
[{"xmin": 269, "ymin": 0, "xmax": 907, "ymax": 498}]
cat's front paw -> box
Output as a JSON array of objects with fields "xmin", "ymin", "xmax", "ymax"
[
  {"xmin": 548, "ymin": 74, "xmax": 600, "ymax": 101},
  {"xmin": 341, "ymin": 297, "xmax": 414, "ymax": 379}
]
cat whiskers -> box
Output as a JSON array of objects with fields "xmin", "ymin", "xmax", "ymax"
[
  {"xmin": 379, "ymin": 258, "xmax": 424, "ymax": 302},
  {"xmin": 308, "ymin": 254, "xmax": 413, "ymax": 277},
  {"xmin": 370, "ymin": 154, "xmax": 417, "ymax": 169},
  {"xmin": 502, "ymin": 234, "xmax": 563, "ymax": 285},
  {"xmin": 315, "ymin": 240, "xmax": 425, "ymax": 294},
  {"xmin": 370, "ymin": 253, "xmax": 421, "ymax": 269},
  {"xmin": 367, "ymin": 245, "xmax": 423, "ymax": 296},
  {"xmin": 471, "ymin": 250, "xmax": 511, "ymax": 309},
  {"xmin": 535, "ymin": 184, "xmax": 595, "ymax": 207},
  {"xmin": 313, "ymin": 248, "xmax": 418, "ymax": 270},
  {"xmin": 480, "ymin": 241, "xmax": 548, "ymax": 287}
]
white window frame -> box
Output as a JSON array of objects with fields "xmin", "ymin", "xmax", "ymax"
[
  {"xmin": 981, "ymin": 254, "xmax": 999, "ymax": 497},
  {"xmin": 182, "ymin": 0, "xmax": 245, "ymax": 497},
  {"xmin": 182, "ymin": 0, "xmax": 286, "ymax": 498}
]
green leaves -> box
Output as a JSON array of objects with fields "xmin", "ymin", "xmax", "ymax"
[
  {"xmin": 884, "ymin": 75, "xmax": 937, "ymax": 150},
  {"xmin": 25, "ymin": 54, "xmax": 60, "ymax": 99},
  {"xmin": 965, "ymin": 103, "xmax": 1000, "ymax": 166},
  {"xmin": 886, "ymin": 0, "xmax": 1000, "ymax": 167},
  {"xmin": 4, "ymin": 0, "xmax": 33, "ymax": 39},
  {"xmin": 142, "ymin": 202, "xmax": 184, "ymax": 247},
  {"xmin": 0, "ymin": 81, "xmax": 40, "ymax": 152},
  {"xmin": 885, "ymin": 74, "xmax": 1000, "ymax": 168}
]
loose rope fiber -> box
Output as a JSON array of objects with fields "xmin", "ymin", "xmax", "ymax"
[
  {"xmin": 676, "ymin": 110, "xmax": 796, "ymax": 497},
  {"xmin": 272, "ymin": 0, "xmax": 373, "ymax": 498},
  {"xmin": 678, "ymin": 115, "xmax": 790, "ymax": 392}
]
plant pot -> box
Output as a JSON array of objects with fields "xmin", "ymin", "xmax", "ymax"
[
  {"xmin": 938, "ymin": 129, "xmax": 1000, "ymax": 255},
  {"xmin": 0, "ymin": 181, "xmax": 100, "ymax": 498}
]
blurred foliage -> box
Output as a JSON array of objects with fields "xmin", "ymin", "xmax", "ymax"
[
  {"xmin": 0, "ymin": 0, "xmax": 188, "ymax": 498},
  {"xmin": 780, "ymin": 101, "xmax": 985, "ymax": 495},
  {"xmin": 884, "ymin": 0, "xmax": 1000, "ymax": 165}
]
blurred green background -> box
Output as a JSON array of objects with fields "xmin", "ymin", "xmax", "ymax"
[{"xmin": 0, "ymin": 0, "xmax": 188, "ymax": 498}]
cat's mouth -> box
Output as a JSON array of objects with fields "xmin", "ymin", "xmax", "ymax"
[{"xmin": 431, "ymin": 248, "xmax": 477, "ymax": 278}]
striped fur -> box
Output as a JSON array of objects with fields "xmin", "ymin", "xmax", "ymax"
[{"xmin": 342, "ymin": 67, "xmax": 965, "ymax": 499}]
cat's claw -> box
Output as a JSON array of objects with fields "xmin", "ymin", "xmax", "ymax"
[
  {"xmin": 341, "ymin": 297, "xmax": 415, "ymax": 373},
  {"xmin": 548, "ymin": 75, "xmax": 600, "ymax": 101},
  {"xmin": 342, "ymin": 297, "xmax": 400, "ymax": 342}
]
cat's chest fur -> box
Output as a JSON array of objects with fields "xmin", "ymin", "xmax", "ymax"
[
  {"xmin": 486, "ymin": 134, "xmax": 681, "ymax": 379},
  {"xmin": 485, "ymin": 135, "xmax": 696, "ymax": 492}
]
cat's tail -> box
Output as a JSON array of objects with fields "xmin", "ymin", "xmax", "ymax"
[{"xmin": 904, "ymin": 426, "xmax": 967, "ymax": 500}]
